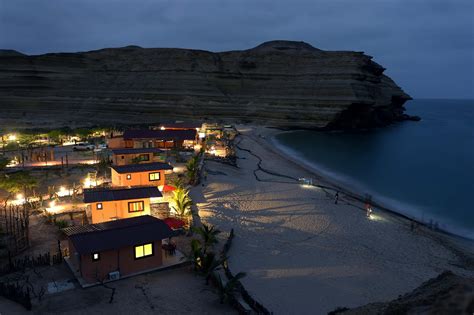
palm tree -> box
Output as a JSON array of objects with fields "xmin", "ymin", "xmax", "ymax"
[
  {"xmin": 213, "ymin": 272, "xmax": 246, "ymax": 304},
  {"xmin": 171, "ymin": 187, "xmax": 193, "ymax": 221},
  {"xmin": 200, "ymin": 251, "xmax": 226, "ymax": 285},
  {"xmin": 186, "ymin": 155, "xmax": 199, "ymax": 185},
  {"xmin": 193, "ymin": 223, "xmax": 221, "ymax": 254}
]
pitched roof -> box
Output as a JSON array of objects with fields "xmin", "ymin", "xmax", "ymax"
[
  {"xmin": 158, "ymin": 121, "xmax": 202, "ymax": 129},
  {"xmin": 123, "ymin": 129, "xmax": 197, "ymax": 141},
  {"xmin": 111, "ymin": 162, "xmax": 173, "ymax": 174},
  {"xmin": 83, "ymin": 186, "xmax": 162, "ymax": 203},
  {"xmin": 63, "ymin": 215, "xmax": 173, "ymax": 254},
  {"xmin": 111, "ymin": 147, "xmax": 163, "ymax": 155}
]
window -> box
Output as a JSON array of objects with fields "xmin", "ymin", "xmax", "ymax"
[
  {"xmin": 128, "ymin": 201, "xmax": 144, "ymax": 212},
  {"xmin": 92, "ymin": 252, "xmax": 100, "ymax": 261},
  {"xmin": 121, "ymin": 155, "xmax": 125, "ymax": 160},
  {"xmin": 96, "ymin": 203, "xmax": 103, "ymax": 210},
  {"xmin": 134, "ymin": 243, "xmax": 153, "ymax": 259},
  {"xmin": 149, "ymin": 172, "xmax": 160, "ymax": 181},
  {"xmin": 126, "ymin": 174, "xmax": 132, "ymax": 180}
]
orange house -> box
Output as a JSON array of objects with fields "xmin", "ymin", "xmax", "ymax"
[
  {"xmin": 111, "ymin": 162, "xmax": 173, "ymax": 188},
  {"xmin": 63, "ymin": 215, "xmax": 173, "ymax": 285},
  {"xmin": 111, "ymin": 148, "xmax": 165, "ymax": 166},
  {"xmin": 83, "ymin": 186, "xmax": 163, "ymax": 224}
]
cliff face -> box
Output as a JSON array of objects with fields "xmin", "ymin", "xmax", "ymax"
[
  {"xmin": 331, "ymin": 271, "xmax": 474, "ymax": 314},
  {"xmin": 0, "ymin": 41, "xmax": 412, "ymax": 130}
]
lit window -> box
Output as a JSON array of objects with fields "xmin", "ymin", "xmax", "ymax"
[
  {"xmin": 135, "ymin": 243, "xmax": 153, "ymax": 259},
  {"xmin": 128, "ymin": 201, "xmax": 144, "ymax": 212},
  {"xmin": 149, "ymin": 172, "xmax": 160, "ymax": 181},
  {"xmin": 126, "ymin": 174, "xmax": 132, "ymax": 180},
  {"xmin": 97, "ymin": 203, "xmax": 103, "ymax": 210},
  {"xmin": 92, "ymin": 252, "xmax": 100, "ymax": 261}
]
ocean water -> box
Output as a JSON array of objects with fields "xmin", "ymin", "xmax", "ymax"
[{"xmin": 274, "ymin": 99, "xmax": 474, "ymax": 239}]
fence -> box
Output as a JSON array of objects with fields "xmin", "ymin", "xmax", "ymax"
[
  {"xmin": 0, "ymin": 248, "xmax": 65, "ymax": 277},
  {"xmin": 0, "ymin": 205, "xmax": 29, "ymax": 255},
  {"xmin": 0, "ymin": 282, "xmax": 32, "ymax": 310}
]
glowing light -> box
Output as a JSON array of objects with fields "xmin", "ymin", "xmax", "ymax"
[
  {"xmin": 198, "ymin": 132, "xmax": 206, "ymax": 139},
  {"xmin": 16, "ymin": 194, "xmax": 23, "ymax": 201},
  {"xmin": 46, "ymin": 202, "xmax": 64, "ymax": 213},
  {"xmin": 57, "ymin": 186, "xmax": 71, "ymax": 197},
  {"xmin": 7, "ymin": 134, "xmax": 17, "ymax": 141},
  {"xmin": 160, "ymin": 126, "xmax": 166, "ymax": 130},
  {"xmin": 83, "ymin": 178, "xmax": 92, "ymax": 188}
]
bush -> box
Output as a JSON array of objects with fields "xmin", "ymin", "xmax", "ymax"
[{"xmin": 55, "ymin": 220, "xmax": 69, "ymax": 229}]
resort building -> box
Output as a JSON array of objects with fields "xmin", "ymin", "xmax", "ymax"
[
  {"xmin": 111, "ymin": 162, "xmax": 173, "ymax": 188},
  {"xmin": 155, "ymin": 121, "xmax": 203, "ymax": 131},
  {"xmin": 63, "ymin": 215, "xmax": 175, "ymax": 285},
  {"xmin": 111, "ymin": 147, "xmax": 165, "ymax": 166},
  {"xmin": 107, "ymin": 129, "xmax": 198, "ymax": 150},
  {"xmin": 83, "ymin": 186, "xmax": 163, "ymax": 224}
]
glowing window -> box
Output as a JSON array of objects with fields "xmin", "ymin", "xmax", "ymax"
[
  {"xmin": 134, "ymin": 243, "xmax": 153, "ymax": 259},
  {"xmin": 149, "ymin": 172, "xmax": 160, "ymax": 181},
  {"xmin": 92, "ymin": 252, "xmax": 100, "ymax": 261},
  {"xmin": 128, "ymin": 201, "xmax": 144, "ymax": 212},
  {"xmin": 126, "ymin": 174, "xmax": 132, "ymax": 180},
  {"xmin": 97, "ymin": 203, "xmax": 103, "ymax": 210}
]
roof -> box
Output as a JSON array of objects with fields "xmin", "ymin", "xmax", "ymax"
[
  {"xmin": 111, "ymin": 162, "xmax": 173, "ymax": 174},
  {"xmin": 63, "ymin": 215, "xmax": 173, "ymax": 254},
  {"xmin": 83, "ymin": 186, "xmax": 162, "ymax": 203},
  {"xmin": 158, "ymin": 121, "xmax": 202, "ymax": 129},
  {"xmin": 123, "ymin": 129, "xmax": 197, "ymax": 141},
  {"xmin": 111, "ymin": 147, "xmax": 163, "ymax": 155},
  {"xmin": 163, "ymin": 217, "xmax": 186, "ymax": 229}
]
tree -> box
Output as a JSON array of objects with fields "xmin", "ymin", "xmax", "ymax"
[
  {"xmin": 0, "ymin": 171, "xmax": 38, "ymax": 206},
  {"xmin": 186, "ymin": 238, "xmax": 225, "ymax": 284},
  {"xmin": 213, "ymin": 272, "xmax": 246, "ymax": 304},
  {"xmin": 171, "ymin": 187, "xmax": 193, "ymax": 221},
  {"xmin": 186, "ymin": 155, "xmax": 199, "ymax": 185},
  {"xmin": 193, "ymin": 223, "xmax": 221, "ymax": 254}
]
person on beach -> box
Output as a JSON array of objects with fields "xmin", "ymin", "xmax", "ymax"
[
  {"xmin": 334, "ymin": 191, "xmax": 339, "ymax": 204},
  {"xmin": 366, "ymin": 203, "xmax": 373, "ymax": 218}
]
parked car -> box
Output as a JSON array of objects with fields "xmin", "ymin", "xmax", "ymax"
[
  {"xmin": 73, "ymin": 143, "xmax": 95, "ymax": 151},
  {"xmin": 93, "ymin": 143, "xmax": 108, "ymax": 152}
]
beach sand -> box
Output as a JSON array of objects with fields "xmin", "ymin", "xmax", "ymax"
[{"xmin": 194, "ymin": 125, "xmax": 474, "ymax": 314}]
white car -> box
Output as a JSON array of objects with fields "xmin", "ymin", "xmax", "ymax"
[{"xmin": 73, "ymin": 143, "xmax": 95, "ymax": 151}]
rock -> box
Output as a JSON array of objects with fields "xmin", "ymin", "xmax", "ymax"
[
  {"xmin": 330, "ymin": 271, "xmax": 474, "ymax": 314},
  {"xmin": 0, "ymin": 40, "xmax": 412, "ymax": 130}
]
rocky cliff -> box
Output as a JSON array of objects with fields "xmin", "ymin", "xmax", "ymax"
[
  {"xmin": 0, "ymin": 41, "xmax": 413, "ymax": 130},
  {"xmin": 330, "ymin": 271, "xmax": 474, "ymax": 314}
]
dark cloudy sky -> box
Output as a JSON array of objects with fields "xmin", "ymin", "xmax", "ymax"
[{"xmin": 1, "ymin": 0, "xmax": 473, "ymax": 99}]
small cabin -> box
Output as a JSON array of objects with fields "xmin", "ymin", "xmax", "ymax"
[
  {"xmin": 63, "ymin": 215, "xmax": 173, "ymax": 285},
  {"xmin": 83, "ymin": 186, "xmax": 163, "ymax": 224},
  {"xmin": 111, "ymin": 162, "xmax": 173, "ymax": 189},
  {"xmin": 107, "ymin": 129, "xmax": 198, "ymax": 150},
  {"xmin": 111, "ymin": 147, "xmax": 165, "ymax": 166}
]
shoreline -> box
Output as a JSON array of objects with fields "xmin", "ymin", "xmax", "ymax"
[
  {"xmin": 198, "ymin": 124, "xmax": 474, "ymax": 314},
  {"xmin": 248, "ymin": 126, "xmax": 474, "ymax": 251}
]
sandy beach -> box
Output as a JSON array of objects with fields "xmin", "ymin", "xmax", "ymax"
[{"xmin": 194, "ymin": 125, "xmax": 474, "ymax": 314}]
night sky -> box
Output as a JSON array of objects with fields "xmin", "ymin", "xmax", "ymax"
[{"xmin": 1, "ymin": 0, "xmax": 473, "ymax": 99}]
